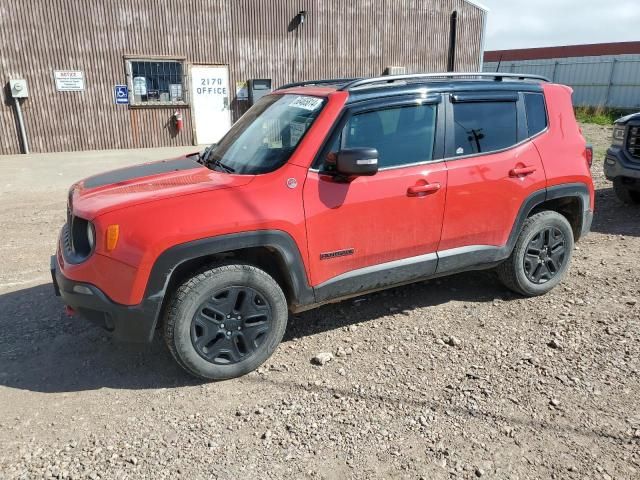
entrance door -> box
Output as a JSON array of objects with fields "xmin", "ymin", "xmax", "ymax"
[{"xmin": 191, "ymin": 65, "xmax": 232, "ymax": 145}]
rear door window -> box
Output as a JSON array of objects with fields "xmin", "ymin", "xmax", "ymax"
[{"xmin": 452, "ymin": 101, "xmax": 518, "ymax": 156}]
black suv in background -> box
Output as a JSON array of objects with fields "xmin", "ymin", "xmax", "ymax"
[{"xmin": 605, "ymin": 112, "xmax": 640, "ymax": 204}]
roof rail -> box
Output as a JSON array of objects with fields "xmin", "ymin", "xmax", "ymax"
[
  {"xmin": 339, "ymin": 72, "xmax": 550, "ymax": 91},
  {"xmin": 278, "ymin": 78, "xmax": 362, "ymax": 90}
]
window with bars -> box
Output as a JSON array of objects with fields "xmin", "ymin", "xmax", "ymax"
[{"xmin": 125, "ymin": 59, "xmax": 187, "ymax": 106}]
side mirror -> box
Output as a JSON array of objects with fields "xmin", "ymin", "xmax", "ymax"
[{"xmin": 334, "ymin": 148, "xmax": 379, "ymax": 178}]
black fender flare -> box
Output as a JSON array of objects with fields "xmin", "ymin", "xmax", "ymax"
[
  {"xmin": 142, "ymin": 230, "xmax": 315, "ymax": 325},
  {"xmin": 505, "ymin": 182, "xmax": 592, "ymax": 254}
]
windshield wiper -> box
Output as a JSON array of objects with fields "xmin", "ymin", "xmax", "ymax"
[
  {"xmin": 209, "ymin": 157, "xmax": 236, "ymax": 173},
  {"xmin": 190, "ymin": 144, "xmax": 219, "ymax": 166},
  {"xmin": 194, "ymin": 143, "xmax": 235, "ymax": 173}
]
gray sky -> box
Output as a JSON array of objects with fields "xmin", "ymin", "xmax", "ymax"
[{"xmin": 479, "ymin": 0, "xmax": 640, "ymax": 51}]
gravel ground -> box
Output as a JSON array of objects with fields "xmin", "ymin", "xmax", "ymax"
[{"xmin": 1, "ymin": 124, "xmax": 639, "ymax": 480}]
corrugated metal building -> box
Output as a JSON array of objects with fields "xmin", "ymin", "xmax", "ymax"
[
  {"xmin": 483, "ymin": 42, "xmax": 640, "ymax": 110},
  {"xmin": 0, "ymin": 0, "xmax": 488, "ymax": 155}
]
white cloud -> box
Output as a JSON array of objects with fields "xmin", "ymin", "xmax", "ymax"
[{"xmin": 480, "ymin": 0, "xmax": 640, "ymax": 50}]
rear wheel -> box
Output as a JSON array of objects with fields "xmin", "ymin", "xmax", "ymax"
[
  {"xmin": 613, "ymin": 178, "xmax": 640, "ymax": 205},
  {"xmin": 497, "ymin": 211, "xmax": 574, "ymax": 296},
  {"xmin": 164, "ymin": 264, "xmax": 288, "ymax": 380}
]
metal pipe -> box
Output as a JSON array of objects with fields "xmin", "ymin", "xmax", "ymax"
[
  {"xmin": 447, "ymin": 11, "xmax": 458, "ymax": 72},
  {"xmin": 14, "ymin": 98, "xmax": 29, "ymax": 154}
]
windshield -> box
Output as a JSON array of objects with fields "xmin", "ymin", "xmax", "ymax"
[{"xmin": 208, "ymin": 94, "xmax": 326, "ymax": 174}]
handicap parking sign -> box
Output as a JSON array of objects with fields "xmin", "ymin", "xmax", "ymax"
[{"xmin": 114, "ymin": 84, "xmax": 129, "ymax": 105}]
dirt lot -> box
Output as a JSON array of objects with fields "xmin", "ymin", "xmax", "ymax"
[{"xmin": 1, "ymin": 124, "xmax": 639, "ymax": 480}]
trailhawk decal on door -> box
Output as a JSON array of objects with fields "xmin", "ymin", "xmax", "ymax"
[{"xmin": 320, "ymin": 248, "xmax": 355, "ymax": 260}]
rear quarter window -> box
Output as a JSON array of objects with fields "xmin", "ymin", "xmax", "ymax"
[{"xmin": 524, "ymin": 93, "xmax": 548, "ymax": 137}]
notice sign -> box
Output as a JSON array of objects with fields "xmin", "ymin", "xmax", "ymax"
[
  {"xmin": 133, "ymin": 77, "xmax": 147, "ymax": 96},
  {"xmin": 54, "ymin": 70, "xmax": 85, "ymax": 91},
  {"xmin": 169, "ymin": 83, "xmax": 183, "ymax": 101}
]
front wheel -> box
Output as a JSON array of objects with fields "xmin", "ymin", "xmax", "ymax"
[
  {"xmin": 497, "ymin": 211, "xmax": 574, "ymax": 297},
  {"xmin": 164, "ymin": 264, "xmax": 288, "ymax": 380}
]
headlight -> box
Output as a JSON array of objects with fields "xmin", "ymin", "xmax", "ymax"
[
  {"xmin": 87, "ymin": 222, "xmax": 95, "ymax": 250},
  {"xmin": 612, "ymin": 125, "xmax": 625, "ymax": 147}
]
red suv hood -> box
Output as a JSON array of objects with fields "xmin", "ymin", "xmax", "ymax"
[{"xmin": 70, "ymin": 156, "xmax": 254, "ymax": 219}]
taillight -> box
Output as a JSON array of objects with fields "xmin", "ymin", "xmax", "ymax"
[{"xmin": 585, "ymin": 145, "xmax": 593, "ymax": 168}]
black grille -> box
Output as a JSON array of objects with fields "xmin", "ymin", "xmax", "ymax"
[
  {"xmin": 62, "ymin": 223, "xmax": 72, "ymax": 257},
  {"xmin": 627, "ymin": 126, "xmax": 640, "ymax": 161}
]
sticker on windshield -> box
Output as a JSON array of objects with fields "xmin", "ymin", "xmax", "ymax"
[
  {"xmin": 289, "ymin": 121, "xmax": 306, "ymax": 145},
  {"xmin": 289, "ymin": 96, "xmax": 323, "ymax": 111}
]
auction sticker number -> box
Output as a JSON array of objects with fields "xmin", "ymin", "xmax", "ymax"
[{"xmin": 289, "ymin": 96, "xmax": 323, "ymax": 111}]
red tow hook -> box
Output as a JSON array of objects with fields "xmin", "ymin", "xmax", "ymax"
[{"xmin": 64, "ymin": 305, "xmax": 77, "ymax": 317}]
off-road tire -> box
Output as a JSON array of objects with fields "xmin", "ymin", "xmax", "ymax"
[
  {"xmin": 497, "ymin": 211, "xmax": 574, "ymax": 297},
  {"xmin": 613, "ymin": 178, "xmax": 640, "ymax": 205},
  {"xmin": 164, "ymin": 264, "xmax": 288, "ymax": 380}
]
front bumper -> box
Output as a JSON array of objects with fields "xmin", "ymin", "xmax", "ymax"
[
  {"xmin": 604, "ymin": 146, "xmax": 640, "ymax": 181},
  {"xmin": 51, "ymin": 255, "xmax": 157, "ymax": 343}
]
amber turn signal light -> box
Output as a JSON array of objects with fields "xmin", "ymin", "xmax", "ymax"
[{"xmin": 106, "ymin": 225, "xmax": 120, "ymax": 251}]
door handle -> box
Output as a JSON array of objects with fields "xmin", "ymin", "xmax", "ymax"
[
  {"xmin": 407, "ymin": 182, "xmax": 441, "ymax": 196},
  {"xmin": 509, "ymin": 166, "xmax": 537, "ymax": 177}
]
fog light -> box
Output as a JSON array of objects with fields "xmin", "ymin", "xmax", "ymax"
[
  {"xmin": 605, "ymin": 158, "xmax": 616, "ymax": 166},
  {"xmin": 73, "ymin": 285, "xmax": 93, "ymax": 295}
]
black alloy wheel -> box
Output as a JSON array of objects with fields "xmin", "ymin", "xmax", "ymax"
[
  {"xmin": 523, "ymin": 227, "xmax": 566, "ymax": 284},
  {"xmin": 191, "ymin": 286, "xmax": 272, "ymax": 365},
  {"xmin": 496, "ymin": 211, "xmax": 574, "ymax": 297}
]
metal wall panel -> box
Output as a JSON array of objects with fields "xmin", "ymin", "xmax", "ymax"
[
  {"xmin": 484, "ymin": 54, "xmax": 640, "ymax": 109},
  {"xmin": 0, "ymin": 0, "xmax": 485, "ymax": 154}
]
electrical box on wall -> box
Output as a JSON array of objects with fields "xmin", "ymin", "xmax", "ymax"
[
  {"xmin": 9, "ymin": 79, "xmax": 29, "ymax": 98},
  {"xmin": 248, "ymin": 79, "xmax": 272, "ymax": 105}
]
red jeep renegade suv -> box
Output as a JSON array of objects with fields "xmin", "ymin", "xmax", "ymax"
[{"xmin": 52, "ymin": 73, "xmax": 594, "ymax": 380}]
